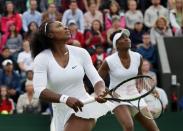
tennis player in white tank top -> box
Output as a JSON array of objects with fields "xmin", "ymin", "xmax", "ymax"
[
  {"xmin": 98, "ymin": 29, "xmax": 159, "ymax": 131},
  {"xmin": 32, "ymin": 21, "xmax": 110, "ymax": 131}
]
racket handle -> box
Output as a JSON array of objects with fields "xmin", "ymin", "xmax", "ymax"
[{"xmin": 82, "ymin": 97, "xmax": 95, "ymax": 105}]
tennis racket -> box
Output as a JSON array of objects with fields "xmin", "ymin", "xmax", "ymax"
[{"xmin": 83, "ymin": 75, "xmax": 163, "ymax": 119}]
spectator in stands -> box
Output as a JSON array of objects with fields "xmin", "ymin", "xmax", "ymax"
[
  {"xmin": 24, "ymin": 21, "xmax": 39, "ymax": 41},
  {"xmin": 42, "ymin": 3, "xmax": 62, "ymax": 22},
  {"xmin": 125, "ymin": 0, "xmax": 143, "ymax": 30},
  {"xmin": 0, "ymin": 59, "xmax": 21, "ymax": 102},
  {"xmin": 144, "ymin": 0, "xmax": 169, "ymax": 29},
  {"xmin": 150, "ymin": 17, "xmax": 173, "ymax": 45},
  {"xmin": 85, "ymin": 19, "xmax": 106, "ymax": 54},
  {"xmin": 141, "ymin": 59, "xmax": 157, "ymax": 85},
  {"xmin": 107, "ymin": 15, "xmax": 122, "ymax": 48},
  {"xmin": 136, "ymin": 33, "xmax": 157, "ymax": 68},
  {"xmin": 129, "ymin": 19, "xmax": 146, "ymax": 49},
  {"xmin": 0, "ymin": 47, "xmax": 18, "ymax": 70},
  {"xmin": 104, "ymin": 0, "xmax": 126, "ymax": 30},
  {"xmin": 91, "ymin": 44, "xmax": 107, "ymax": 65},
  {"xmin": 170, "ymin": 0, "xmax": 183, "ymax": 32},
  {"xmin": 175, "ymin": 20, "xmax": 183, "ymax": 36},
  {"xmin": 0, "ymin": 85, "xmax": 14, "ymax": 114},
  {"xmin": 84, "ymin": 2, "xmax": 103, "ymax": 30},
  {"xmin": 0, "ymin": 1, "xmax": 22, "ymax": 34},
  {"xmin": 16, "ymin": 80, "xmax": 41, "ymax": 114},
  {"xmin": 141, "ymin": 59, "xmax": 168, "ymax": 110},
  {"xmin": 61, "ymin": 0, "xmax": 101, "ymax": 12},
  {"xmin": 67, "ymin": 19, "xmax": 84, "ymax": 47},
  {"xmin": 21, "ymin": 70, "xmax": 33, "ymax": 92},
  {"xmin": 22, "ymin": 0, "xmax": 42, "ymax": 32},
  {"xmin": 62, "ymin": 0, "xmax": 85, "ymax": 33},
  {"xmin": 17, "ymin": 40, "xmax": 33, "ymax": 78},
  {"xmin": 2, "ymin": 22, "xmax": 22, "ymax": 57}
]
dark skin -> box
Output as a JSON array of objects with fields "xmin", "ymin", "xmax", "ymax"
[
  {"xmin": 98, "ymin": 35, "xmax": 159, "ymax": 131},
  {"xmin": 38, "ymin": 21, "xmax": 106, "ymax": 131}
]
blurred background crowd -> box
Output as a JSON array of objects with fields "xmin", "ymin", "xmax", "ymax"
[{"xmin": 0, "ymin": 0, "xmax": 182, "ymax": 115}]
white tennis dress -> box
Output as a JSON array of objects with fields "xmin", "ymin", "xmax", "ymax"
[
  {"xmin": 105, "ymin": 50, "xmax": 146, "ymax": 113},
  {"xmin": 33, "ymin": 45, "xmax": 110, "ymax": 131}
]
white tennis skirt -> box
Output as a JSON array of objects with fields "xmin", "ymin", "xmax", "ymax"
[{"xmin": 52, "ymin": 95, "xmax": 111, "ymax": 131}]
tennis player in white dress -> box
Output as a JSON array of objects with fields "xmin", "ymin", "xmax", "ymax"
[
  {"xmin": 31, "ymin": 21, "xmax": 110, "ymax": 131},
  {"xmin": 98, "ymin": 29, "xmax": 159, "ymax": 131}
]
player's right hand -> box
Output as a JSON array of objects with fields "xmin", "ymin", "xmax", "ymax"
[{"xmin": 66, "ymin": 97, "xmax": 84, "ymax": 112}]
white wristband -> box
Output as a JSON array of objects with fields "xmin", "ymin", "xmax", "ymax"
[{"xmin": 59, "ymin": 95, "xmax": 69, "ymax": 103}]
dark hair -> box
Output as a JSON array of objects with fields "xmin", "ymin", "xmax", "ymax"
[
  {"xmin": 30, "ymin": 21, "xmax": 54, "ymax": 58},
  {"xmin": 109, "ymin": 29, "xmax": 122, "ymax": 42},
  {"xmin": 91, "ymin": 19, "xmax": 103, "ymax": 34},
  {"xmin": 70, "ymin": 0, "xmax": 77, "ymax": 4},
  {"xmin": 3, "ymin": 1, "xmax": 16, "ymax": 16},
  {"xmin": 0, "ymin": 86, "xmax": 11, "ymax": 106}
]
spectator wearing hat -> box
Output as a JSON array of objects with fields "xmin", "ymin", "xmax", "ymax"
[
  {"xmin": 0, "ymin": 47, "xmax": 16, "ymax": 69},
  {"xmin": 84, "ymin": 2, "xmax": 103, "ymax": 30},
  {"xmin": 22, "ymin": 0, "xmax": 42, "ymax": 32},
  {"xmin": 16, "ymin": 80, "xmax": 41, "ymax": 114},
  {"xmin": 42, "ymin": 3, "xmax": 62, "ymax": 22},
  {"xmin": 0, "ymin": 1, "xmax": 22, "ymax": 34},
  {"xmin": 67, "ymin": 19, "xmax": 84, "ymax": 47},
  {"xmin": 62, "ymin": 0, "xmax": 85, "ymax": 33},
  {"xmin": 0, "ymin": 59, "xmax": 21, "ymax": 102},
  {"xmin": 129, "ymin": 19, "xmax": 146, "ymax": 50},
  {"xmin": 125, "ymin": 0, "xmax": 143, "ymax": 30}
]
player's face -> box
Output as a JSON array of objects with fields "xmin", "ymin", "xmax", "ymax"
[
  {"xmin": 116, "ymin": 32, "xmax": 131, "ymax": 50},
  {"xmin": 48, "ymin": 21, "xmax": 71, "ymax": 41}
]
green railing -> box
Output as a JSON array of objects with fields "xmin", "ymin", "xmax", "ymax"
[{"xmin": 0, "ymin": 112, "xmax": 182, "ymax": 131}]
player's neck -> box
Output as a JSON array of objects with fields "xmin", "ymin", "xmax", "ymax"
[
  {"xmin": 52, "ymin": 42, "xmax": 68, "ymax": 56},
  {"xmin": 118, "ymin": 50, "xmax": 129, "ymax": 59}
]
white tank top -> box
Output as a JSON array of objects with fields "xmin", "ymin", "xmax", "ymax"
[{"xmin": 106, "ymin": 50, "xmax": 141, "ymax": 90}]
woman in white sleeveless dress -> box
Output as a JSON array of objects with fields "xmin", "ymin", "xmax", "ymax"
[
  {"xmin": 98, "ymin": 29, "xmax": 159, "ymax": 131},
  {"xmin": 31, "ymin": 21, "xmax": 110, "ymax": 131}
]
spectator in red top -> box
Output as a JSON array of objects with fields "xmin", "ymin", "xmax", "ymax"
[
  {"xmin": 91, "ymin": 44, "xmax": 107, "ymax": 65},
  {"xmin": 0, "ymin": 1, "xmax": 22, "ymax": 34},
  {"xmin": 0, "ymin": 85, "xmax": 14, "ymax": 114},
  {"xmin": 67, "ymin": 19, "xmax": 84, "ymax": 47},
  {"xmin": 85, "ymin": 19, "xmax": 106, "ymax": 54}
]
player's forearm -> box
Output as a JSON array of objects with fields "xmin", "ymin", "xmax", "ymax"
[
  {"xmin": 94, "ymin": 80, "xmax": 106, "ymax": 96},
  {"xmin": 39, "ymin": 89, "xmax": 61, "ymax": 103}
]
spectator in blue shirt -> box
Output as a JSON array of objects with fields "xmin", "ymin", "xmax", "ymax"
[
  {"xmin": 22, "ymin": 0, "xmax": 42, "ymax": 32},
  {"xmin": 136, "ymin": 32, "xmax": 157, "ymax": 68},
  {"xmin": 62, "ymin": 0, "xmax": 85, "ymax": 33},
  {"xmin": 0, "ymin": 59, "xmax": 21, "ymax": 102}
]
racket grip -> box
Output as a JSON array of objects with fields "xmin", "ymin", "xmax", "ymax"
[{"xmin": 82, "ymin": 97, "xmax": 95, "ymax": 105}]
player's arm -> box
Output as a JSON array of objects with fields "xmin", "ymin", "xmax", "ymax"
[
  {"xmin": 98, "ymin": 60, "xmax": 110, "ymax": 80},
  {"xmin": 138, "ymin": 57, "xmax": 143, "ymax": 75}
]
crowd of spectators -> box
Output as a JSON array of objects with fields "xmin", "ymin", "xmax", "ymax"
[{"xmin": 0, "ymin": 0, "xmax": 182, "ymax": 114}]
